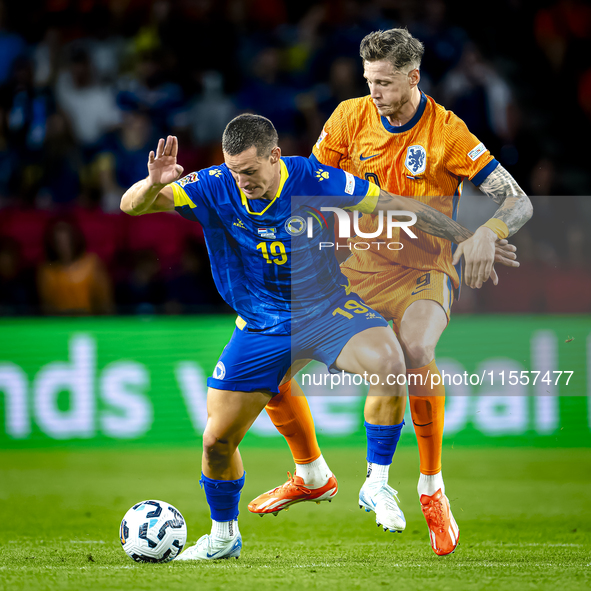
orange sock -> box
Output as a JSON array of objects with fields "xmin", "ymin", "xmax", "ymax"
[
  {"xmin": 407, "ymin": 359, "xmax": 445, "ymax": 475},
  {"xmin": 265, "ymin": 380, "xmax": 321, "ymax": 464}
]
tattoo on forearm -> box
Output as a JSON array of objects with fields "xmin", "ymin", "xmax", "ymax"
[
  {"xmin": 379, "ymin": 189, "xmax": 473, "ymax": 244},
  {"xmin": 478, "ymin": 165, "xmax": 533, "ymax": 235}
]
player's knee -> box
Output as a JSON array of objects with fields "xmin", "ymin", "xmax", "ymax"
[
  {"xmin": 202, "ymin": 431, "xmax": 236, "ymax": 463},
  {"xmin": 369, "ymin": 342, "xmax": 406, "ymax": 378},
  {"xmin": 402, "ymin": 339, "xmax": 435, "ymax": 368}
]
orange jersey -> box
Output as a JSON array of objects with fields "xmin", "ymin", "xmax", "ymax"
[{"xmin": 311, "ymin": 92, "xmax": 498, "ymax": 289}]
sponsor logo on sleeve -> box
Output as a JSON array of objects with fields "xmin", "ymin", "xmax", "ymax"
[
  {"xmin": 315, "ymin": 169, "xmax": 330, "ymax": 181},
  {"xmin": 315, "ymin": 129, "xmax": 327, "ymax": 149},
  {"xmin": 468, "ymin": 142, "xmax": 486, "ymax": 161},
  {"xmin": 344, "ymin": 171, "xmax": 355, "ymax": 195},
  {"xmin": 178, "ymin": 172, "xmax": 199, "ymax": 186}
]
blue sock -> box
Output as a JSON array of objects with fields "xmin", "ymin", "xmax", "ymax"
[
  {"xmin": 200, "ymin": 472, "xmax": 245, "ymax": 522},
  {"xmin": 365, "ymin": 420, "xmax": 404, "ymax": 465}
]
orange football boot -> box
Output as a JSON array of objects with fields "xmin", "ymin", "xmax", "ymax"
[
  {"xmin": 420, "ymin": 489, "xmax": 459, "ymax": 556},
  {"xmin": 248, "ymin": 471, "xmax": 338, "ymax": 516}
]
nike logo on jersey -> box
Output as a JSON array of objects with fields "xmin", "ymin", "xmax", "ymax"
[
  {"xmin": 360, "ymin": 153, "xmax": 379, "ymax": 161},
  {"xmin": 411, "ymin": 288, "xmax": 433, "ymax": 296}
]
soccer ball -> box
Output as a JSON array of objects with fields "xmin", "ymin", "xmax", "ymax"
[{"xmin": 119, "ymin": 500, "xmax": 187, "ymax": 563}]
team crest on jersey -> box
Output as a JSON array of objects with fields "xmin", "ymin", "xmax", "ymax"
[
  {"xmin": 284, "ymin": 216, "xmax": 307, "ymax": 236},
  {"xmin": 315, "ymin": 169, "xmax": 330, "ymax": 181},
  {"xmin": 258, "ymin": 227, "xmax": 276, "ymax": 239},
  {"xmin": 405, "ymin": 145, "xmax": 426, "ymax": 175},
  {"xmin": 213, "ymin": 362, "xmax": 226, "ymax": 380},
  {"xmin": 178, "ymin": 172, "xmax": 199, "ymax": 186},
  {"xmin": 209, "ymin": 169, "xmax": 222, "ymax": 178},
  {"xmin": 315, "ymin": 129, "xmax": 327, "ymax": 149}
]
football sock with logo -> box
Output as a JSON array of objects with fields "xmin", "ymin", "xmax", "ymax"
[
  {"xmin": 365, "ymin": 420, "xmax": 404, "ymax": 483},
  {"xmin": 265, "ymin": 380, "xmax": 322, "ymax": 465},
  {"xmin": 407, "ymin": 359, "xmax": 446, "ymax": 476},
  {"xmin": 200, "ymin": 472, "xmax": 245, "ymax": 539},
  {"xmin": 211, "ymin": 519, "xmax": 239, "ymax": 541},
  {"xmin": 366, "ymin": 461, "xmax": 389, "ymax": 484}
]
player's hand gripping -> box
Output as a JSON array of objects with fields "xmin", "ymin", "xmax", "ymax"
[
  {"xmin": 148, "ymin": 136, "xmax": 184, "ymax": 187},
  {"xmin": 452, "ymin": 227, "xmax": 519, "ymax": 289}
]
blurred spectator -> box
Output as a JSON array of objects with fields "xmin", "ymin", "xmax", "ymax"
[
  {"xmin": 0, "ymin": 0, "xmax": 27, "ymax": 86},
  {"xmin": 0, "ymin": 236, "xmax": 37, "ymax": 315},
  {"xmin": 96, "ymin": 111, "xmax": 157, "ymax": 211},
  {"xmin": 37, "ymin": 218, "xmax": 113, "ymax": 315},
  {"xmin": 116, "ymin": 249, "xmax": 167, "ymax": 315},
  {"xmin": 116, "ymin": 49, "xmax": 183, "ymax": 133},
  {"xmin": 83, "ymin": 8, "xmax": 127, "ymax": 84},
  {"xmin": 1, "ymin": 57, "xmax": 51, "ymax": 156},
  {"xmin": 236, "ymin": 47, "xmax": 300, "ymax": 135},
  {"xmin": 33, "ymin": 27, "xmax": 61, "ymax": 89},
  {"xmin": 440, "ymin": 43, "xmax": 515, "ymax": 155},
  {"xmin": 179, "ymin": 71, "xmax": 236, "ymax": 148},
  {"xmin": 165, "ymin": 238, "xmax": 225, "ymax": 314},
  {"xmin": 55, "ymin": 45, "xmax": 121, "ymax": 154},
  {"xmin": 37, "ymin": 112, "xmax": 82, "ymax": 207},
  {"xmin": 411, "ymin": 0, "xmax": 467, "ymax": 86}
]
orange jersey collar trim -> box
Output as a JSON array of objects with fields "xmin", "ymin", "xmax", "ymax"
[{"xmin": 380, "ymin": 91, "xmax": 428, "ymax": 134}]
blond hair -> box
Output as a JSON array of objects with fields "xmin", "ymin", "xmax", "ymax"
[{"xmin": 360, "ymin": 28, "xmax": 424, "ymax": 73}]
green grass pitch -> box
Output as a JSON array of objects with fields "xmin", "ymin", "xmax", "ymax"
[{"xmin": 1, "ymin": 446, "xmax": 590, "ymax": 590}]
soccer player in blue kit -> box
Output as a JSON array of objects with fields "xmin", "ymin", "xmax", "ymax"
[{"xmin": 121, "ymin": 115, "xmax": 511, "ymax": 560}]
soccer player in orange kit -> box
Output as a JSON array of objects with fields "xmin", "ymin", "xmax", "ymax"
[{"xmin": 249, "ymin": 28, "xmax": 533, "ymax": 556}]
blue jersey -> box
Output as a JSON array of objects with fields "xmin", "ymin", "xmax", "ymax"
[{"xmin": 169, "ymin": 156, "xmax": 379, "ymax": 335}]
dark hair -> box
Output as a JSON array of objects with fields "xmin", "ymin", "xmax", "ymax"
[
  {"xmin": 360, "ymin": 28, "xmax": 424, "ymax": 72},
  {"xmin": 222, "ymin": 114, "xmax": 278, "ymax": 157}
]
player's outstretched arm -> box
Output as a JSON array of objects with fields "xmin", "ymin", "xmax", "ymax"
[
  {"xmin": 373, "ymin": 188, "xmax": 472, "ymax": 244},
  {"xmin": 371, "ymin": 188, "xmax": 519, "ymax": 288},
  {"xmin": 477, "ymin": 164, "xmax": 533, "ymax": 236},
  {"xmin": 120, "ymin": 136, "xmax": 184, "ymax": 216}
]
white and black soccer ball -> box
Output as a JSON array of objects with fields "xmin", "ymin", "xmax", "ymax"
[{"xmin": 120, "ymin": 500, "xmax": 187, "ymax": 563}]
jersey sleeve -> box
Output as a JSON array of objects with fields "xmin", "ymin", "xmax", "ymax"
[
  {"xmin": 168, "ymin": 171, "xmax": 211, "ymax": 226},
  {"xmin": 443, "ymin": 111, "xmax": 499, "ymax": 186},
  {"xmin": 311, "ymin": 102, "xmax": 350, "ymax": 168}
]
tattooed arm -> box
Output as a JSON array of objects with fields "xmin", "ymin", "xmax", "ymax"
[
  {"xmin": 373, "ymin": 188, "xmax": 473, "ymax": 243},
  {"xmin": 372, "ymin": 189, "xmax": 519, "ymax": 288},
  {"xmin": 478, "ymin": 164, "xmax": 533, "ymax": 236}
]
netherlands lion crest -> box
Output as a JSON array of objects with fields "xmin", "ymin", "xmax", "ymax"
[{"xmin": 405, "ymin": 145, "xmax": 426, "ymax": 175}]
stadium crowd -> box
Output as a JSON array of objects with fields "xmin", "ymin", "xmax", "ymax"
[{"xmin": 0, "ymin": 0, "xmax": 590, "ymax": 315}]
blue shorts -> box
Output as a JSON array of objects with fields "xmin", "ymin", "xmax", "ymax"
[{"xmin": 207, "ymin": 293, "xmax": 388, "ymax": 394}]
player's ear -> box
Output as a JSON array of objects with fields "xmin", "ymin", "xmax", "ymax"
[
  {"xmin": 270, "ymin": 146, "xmax": 281, "ymax": 164},
  {"xmin": 408, "ymin": 68, "xmax": 420, "ymax": 88}
]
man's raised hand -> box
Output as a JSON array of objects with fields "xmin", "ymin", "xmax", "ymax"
[{"xmin": 148, "ymin": 136, "xmax": 184, "ymax": 187}]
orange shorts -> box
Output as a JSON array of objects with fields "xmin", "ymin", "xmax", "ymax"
[{"xmin": 342, "ymin": 265, "xmax": 454, "ymax": 333}]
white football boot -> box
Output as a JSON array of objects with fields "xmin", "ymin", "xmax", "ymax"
[
  {"xmin": 359, "ymin": 481, "xmax": 406, "ymax": 533},
  {"xmin": 175, "ymin": 524, "xmax": 242, "ymax": 561}
]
